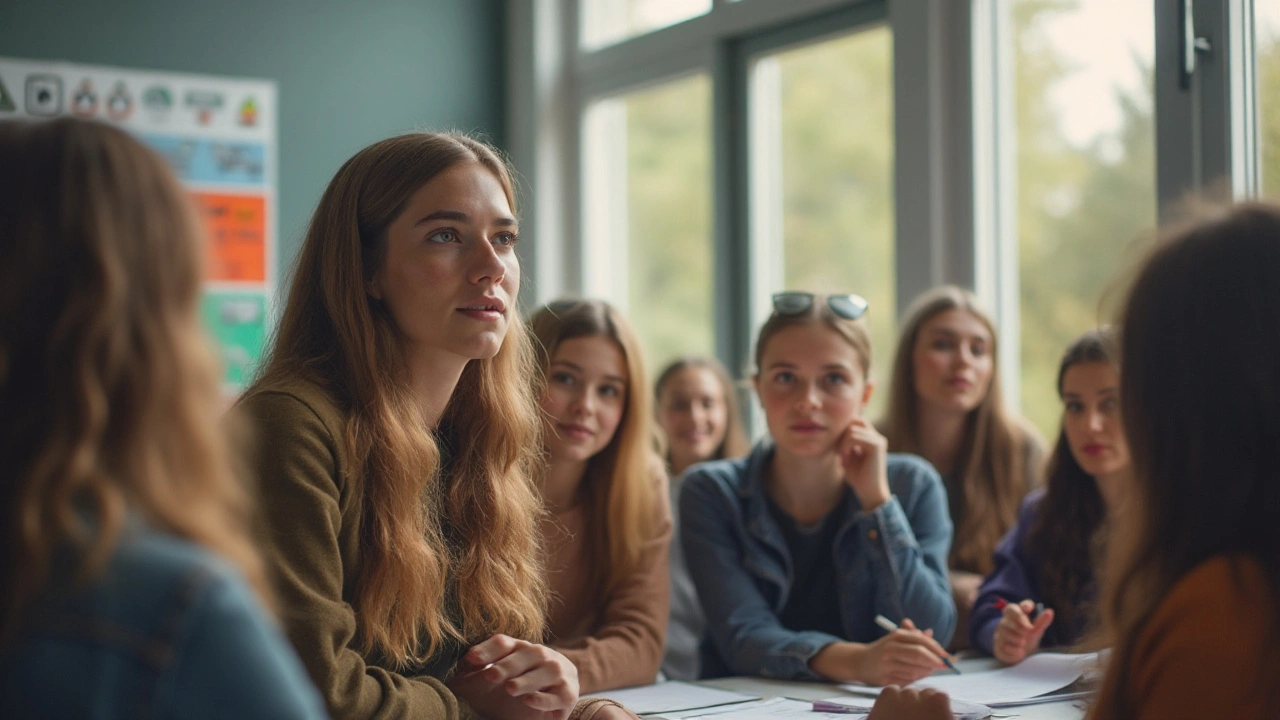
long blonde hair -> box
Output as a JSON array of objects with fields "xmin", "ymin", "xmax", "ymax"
[
  {"xmin": 530, "ymin": 299, "xmax": 662, "ymax": 600},
  {"xmin": 880, "ymin": 285, "xmax": 1033, "ymax": 574},
  {"xmin": 0, "ymin": 118, "xmax": 267, "ymax": 641},
  {"xmin": 248, "ymin": 132, "xmax": 546, "ymax": 666}
]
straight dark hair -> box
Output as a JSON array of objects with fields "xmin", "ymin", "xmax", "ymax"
[{"xmin": 1097, "ymin": 201, "xmax": 1280, "ymax": 717}]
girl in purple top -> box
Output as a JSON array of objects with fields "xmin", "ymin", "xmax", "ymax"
[{"xmin": 969, "ymin": 329, "xmax": 1131, "ymax": 663}]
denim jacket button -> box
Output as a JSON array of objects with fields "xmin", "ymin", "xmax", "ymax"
[{"xmin": 868, "ymin": 529, "xmax": 879, "ymax": 541}]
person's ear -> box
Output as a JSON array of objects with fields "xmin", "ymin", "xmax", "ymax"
[
  {"xmin": 862, "ymin": 379, "xmax": 875, "ymax": 406},
  {"xmin": 367, "ymin": 275, "xmax": 383, "ymax": 301}
]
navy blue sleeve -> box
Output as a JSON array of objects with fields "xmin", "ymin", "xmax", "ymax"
[{"xmin": 969, "ymin": 493, "xmax": 1044, "ymax": 655}]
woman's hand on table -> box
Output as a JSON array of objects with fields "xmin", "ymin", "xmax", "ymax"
[
  {"xmin": 866, "ymin": 686, "xmax": 952, "ymax": 720},
  {"xmin": 993, "ymin": 599, "xmax": 1055, "ymax": 665},
  {"xmin": 810, "ymin": 620, "xmax": 952, "ymax": 687},
  {"xmin": 448, "ymin": 633, "xmax": 579, "ymax": 720}
]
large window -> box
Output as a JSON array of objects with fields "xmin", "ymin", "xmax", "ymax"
[
  {"xmin": 751, "ymin": 26, "xmax": 896, "ymax": 406},
  {"xmin": 513, "ymin": 0, "xmax": 1264, "ymax": 441},
  {"xmin": 1010, "ymin": 0, "xmax": 1155, "ymax": 438},
  {"xmin": 582, "ymin": 74, "xmax": 714, "ymax": 371}
]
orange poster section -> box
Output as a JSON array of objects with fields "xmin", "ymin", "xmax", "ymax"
[{"xmin": 194, "ymin": 192, "xmax": 266, "ymax": 282}]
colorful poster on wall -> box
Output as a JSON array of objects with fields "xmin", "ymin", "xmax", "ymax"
[{"xmin": 0, "ymin": 57, "xmax": 276, "ymax": 393}]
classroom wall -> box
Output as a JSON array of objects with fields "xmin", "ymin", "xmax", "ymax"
[{"xmin": 1, "ymin": 0, "xmax": 506, "ymax": 286}]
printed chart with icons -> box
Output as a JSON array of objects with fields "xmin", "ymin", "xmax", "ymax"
[{"xmin": 0, "ymin": 57, "xmax": 276, "ymax": 393}]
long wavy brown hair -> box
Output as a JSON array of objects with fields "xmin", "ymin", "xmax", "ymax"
[
  {"xmin": 1095, "ymin": 202, "xmax": 1280, "ymax": 717},
  {"xmin": 530, "ymin": 299, "xmax": 664, "ymax": 601},
  {"xmin": 1025, "ymin": 329, "xmax": 1114, "ymax": 634},
  {"xmin": 0, "ymin": 118, "xmax": 267, "ymax": 643},
  {"xmin": 654, "ymin": 356, "xmax": 751, "ymax": 470},
  {"xmin": 247, "ymin": 132, "xmax": 546, "ymax": 667},
  {"xmin": 880, "ymin": 286, "xmax": 1037, "ymax": 574}
]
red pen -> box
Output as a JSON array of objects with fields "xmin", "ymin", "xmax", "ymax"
[
  {"xmin": 994, "ymin": 598, "xmax": 1045, "ymax": 619},
  {"xmin": 994, "ymin": 598, "xmax": 1008, "ymax": 611}
]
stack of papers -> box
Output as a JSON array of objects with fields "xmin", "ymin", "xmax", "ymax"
[{"xmin": 840, "ymin": 651, "xmax": 1101, "ymax": 708}]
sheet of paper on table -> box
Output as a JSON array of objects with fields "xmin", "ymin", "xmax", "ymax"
[
  {"xmin": 815, "ymin": 695, "xmax": 991, "ymax": 719},
  {"xmin": 839, "ymin": 652, "xmax": 1101, "ymax": 708},
  {"xmin": 663, "ymin": 697, "xmax": 865, "ymax": 719},
  {"xmin": 582, "ymin": 681, "xmax": 758, "ymax": 715}
]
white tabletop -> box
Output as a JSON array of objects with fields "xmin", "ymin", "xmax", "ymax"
[{"xmin": 690, "ymin": 656, "xmax": 1089, "ymax": 720}]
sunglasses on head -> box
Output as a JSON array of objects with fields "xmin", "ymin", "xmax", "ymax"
[{"xmin": 771, "ymin": 292, "xmax": 869, "ymax": 320}]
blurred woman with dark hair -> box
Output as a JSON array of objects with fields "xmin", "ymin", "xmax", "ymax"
[{"xmin": 969, "ymin": 329, "xmax": 1128, "ymax": 662}]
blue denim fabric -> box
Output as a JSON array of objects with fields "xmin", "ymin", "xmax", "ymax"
[
  {"xmin": 679, "ymin": 441, "xmax": 956, "ymax": 680},
  {"xmin": 1, "ymin": 525, "xmax": 329, "ymax": 720}
]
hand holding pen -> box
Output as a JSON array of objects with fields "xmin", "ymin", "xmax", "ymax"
[
  {"xmin": 872, "ymin": 615, "xmax": 960, "ymax": 679},
  {"xmin": 991, "ymin": 598, "xmax": 1055, "ymax": 665}
]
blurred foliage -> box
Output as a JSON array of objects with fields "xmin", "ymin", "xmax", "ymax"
[{"xmin": 615, "ymin": 0, "xmax": 1280, "ymax": 439}]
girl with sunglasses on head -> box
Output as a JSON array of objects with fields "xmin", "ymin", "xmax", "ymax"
[
  {"xmin": 969, "ymin": 328, "xmax": 1129, "ymax": 663},
  {"xmin": 528, "ymin": 300, "xmax": 671, "ymax": 699},
  {"xmin": 869, "ymin": 202, "xmax": 1280, "ymax": 720},
  {"xmin": 680, "ymin": 293, "xmax": 956, "ymax": 685},
  {"xmin": 880, "ymin": 286, "xmax": 1045, "ymax": 649},
  {"xmin": 239, "ymin": 133, "xmax": 626, "ymax": 720},
  {"xmin": 653, "ymin": 356, "xmax": 750, "ymax": 681},
  {"xmin": 0, "ymin": 118, "xmax": 325, "ymax": 718}
]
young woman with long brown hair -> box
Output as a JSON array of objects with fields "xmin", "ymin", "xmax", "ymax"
[
  {"xmin": 0, "ymin": 118, "xmax": 325, "ymax": 718},
  {"xmin": 529, "ymin": 300, "xmax": 670, "ymax": 696},
  {"xmin": 969, "ymin": 328, "xmax": 1129, "ymax": 662},
  {"xmin": 682, "ymin": 293, "xmax": 956, "ymax": 685},
  {"xmin": 880, "ymin": 286, "xmax": 1044, "ymax": 647},
  {"xmin": 652, "ymin": 355, "xmax": 750, "ymax": 681},
  {"xmin": 239, "ymin": 133, "xmax": 626, "ymax": 720},
  {"xmin": 869, "ymin": 202, "xmax": 1280, "ymax": 719}
]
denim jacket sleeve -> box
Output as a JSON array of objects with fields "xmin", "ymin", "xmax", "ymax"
[
  {"xmin": 852, "ymin": 456, "xmax": 957, "ymax": 646},
  {"xmin": 969, "ymin": 492, "xmax": 1044, "ymax": 654},
  {"xmin": 680, "ymin": 466, "xmax": 843, "ymax": 680},
  {"xmin": 155, "ymin": 563, "xmax": 331, "ymax": 719}
]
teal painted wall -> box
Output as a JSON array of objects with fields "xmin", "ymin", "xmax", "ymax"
[{"xmin": 1, "ymin": 0, "xmax": 506, "ymax": 285}]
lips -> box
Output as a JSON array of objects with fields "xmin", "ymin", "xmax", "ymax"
[
  {"xmin": 1082, "ymin": 443, "xmax": 1107, "ymax": 456},
  {"xmin": 789, "ymin": 421, "xmax": 824, "ymax": 434},
  {"xmin": 946, "ymin": 377, "xmax": 972, "ymax": 390},
  {"xmin": 457, "ymin": 297, "xmax": 506, "ymax": 322},
  {"xmin": 559, "ymin": 423, "xmax": 593, "ymax": 441}
]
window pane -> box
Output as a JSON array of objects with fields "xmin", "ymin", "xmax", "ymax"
[
  {"xmin": 582, "ymin": 74, "xmax": 714, "ymax": 374},
  {"xmin": 1257, "ymin": 1, "xmax": 1280, "ymax": 194},
  {"xmin": 1012, "ymin": 0, "xmax": 1155, "ymax": 438},
  {"xmin": 752, "ymin": 27, "xmax": 895, "ymax": 414},
  {"xmin": 582, "ymin": 0, "xmax": 711, "ymax": 50}
]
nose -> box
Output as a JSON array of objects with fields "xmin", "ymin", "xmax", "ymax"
[
  {"xmin": 569, "ymin": 388, "xmax": 595, "ymax": 418},
  {"xmin": 796, "ymin": 381, "xmax": 821, "ymax": 410},
  {"xmin": 468, "ymin": 237, "xmax": 508, "ymax": 286},
  {"xmin": 1087, "ymin": 409, "xmax": 1105, "ymax": 433}
]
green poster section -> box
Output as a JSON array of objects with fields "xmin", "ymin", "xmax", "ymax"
[{"xmin": 201, "ymin": 290, "xmax": 266, "ymax": 389}]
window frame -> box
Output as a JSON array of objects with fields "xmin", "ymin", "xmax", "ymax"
[{"xmin": 507, "ymin": 0, "xmax": 1259, "ymax": 429}]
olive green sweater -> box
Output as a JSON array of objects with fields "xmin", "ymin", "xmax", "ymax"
[{"xmin": 240, "ymin": 377, "xmax": 623, "ymax": 720}]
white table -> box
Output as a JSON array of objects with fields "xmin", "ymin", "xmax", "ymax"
[{"xmin": 690, "ymin": 656, "xmax": 1089, "ymax": 719}]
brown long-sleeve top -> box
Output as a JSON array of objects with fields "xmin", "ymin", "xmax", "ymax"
[
  {"xmin": 1090, "ymin": 555, "xmax": 1279, "ymax": 720},
  {"xmin": 543, "ymin": 468, "xmax": 673, "ymax": 694},
  {"xmin": 240, "ymin": 377, "xmax": 622, "ymax": 720}
]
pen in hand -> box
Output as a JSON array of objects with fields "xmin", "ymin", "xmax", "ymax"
[{"xmin": 874, "ymin": 614, "xmax": 961, "ymax": 674}]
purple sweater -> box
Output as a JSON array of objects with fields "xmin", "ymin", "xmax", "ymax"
[{"xmin": 968, "ymin": 489, "xmax": 1095, "ymax": 654}]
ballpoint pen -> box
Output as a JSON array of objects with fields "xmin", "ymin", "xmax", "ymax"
[{"xmin": 873, "ymin": 614, "xmax": 961, "ymax": 674}]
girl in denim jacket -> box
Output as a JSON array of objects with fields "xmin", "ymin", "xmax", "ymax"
[{"xmin": 680, "ymin": 293, "xmax": 956, "ymax": 686}]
